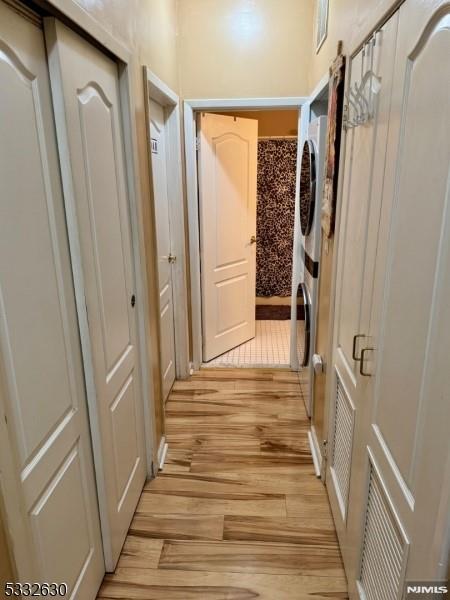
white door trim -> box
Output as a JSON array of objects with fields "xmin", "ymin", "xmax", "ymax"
[
  {"xmin": 183, "ymin": 96, "xmax": 308, "ymax": 369},
  {"xmin": 43, "ymin": 0, "xmax": 132, "ymax": 63},
  {"xmin": 144, "ymin": 68, "xmax": 190, "ymax": 380},
  {"xmin": 321, "ymin": 75, "xmax": 350, "ymax": 477},
  {"xmin": 309, "ymin": 71, "xmax": 332, "ymax": 104}
]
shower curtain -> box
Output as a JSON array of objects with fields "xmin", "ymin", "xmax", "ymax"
[{"xmin": 256, "ymin": 138, "xmax": 297, "ymax": 298}]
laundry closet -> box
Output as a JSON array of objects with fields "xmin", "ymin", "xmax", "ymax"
[{"xmin": 325, "ymin": 0, "xmax": 450, "ymax": 596}]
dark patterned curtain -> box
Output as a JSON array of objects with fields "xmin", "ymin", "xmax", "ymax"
[{"xmin": 256, "ymin": 138, "xmax": 297, "ymax": 297}]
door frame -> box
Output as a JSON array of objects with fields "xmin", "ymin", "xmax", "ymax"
[
  {"xmin": 183, "ymin": 96, "xmax": 308, "ymax": 369},
  {"xmin": 144, "ymin": 68, "xmax": 190, "ymax": 380}
]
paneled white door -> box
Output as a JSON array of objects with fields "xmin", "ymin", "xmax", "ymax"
[
  {"xmin": 198, "ymin": 113, "xmax": 258, "ymax": 361},
  {"xmin": 0, "ymin": 3, "xmax": 103, "ymax": 596},
  {"xmin": 326, "ymin": 14, "xmax": 399, "ymax": 566},
  {"xmin": 149, "ymin": 99, "xmax": 176, "ymax": 401},
  {"xmin": 45, "ymin": 20, "xmax": 146, "ymax": 570},
  {"xmin": 347, "ymin": 2, "xmax": 450, "ymax": 596},
  {"xmin": 327, "ymin": 0, "xmax": 450, "ymax": 596}
]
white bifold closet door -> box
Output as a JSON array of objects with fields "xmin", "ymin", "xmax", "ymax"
[
  {"xmin": 328, "ymin": 1, "xmax": 450, "ymax": 596},
  {"xmin": 352, "ymin": 1, "xmax": 450, "ymax": 593},
  {"xmin": 326, "ymin": 10, "xmax": 399, "ymax": 561},
  {"xmin": 198, "ymin": 112, "xmax": 258, "ymax": 362},
  {"xmin": 0, "ymin": 2, "xmax": 103, "ymax": 597},
  {"xmin": 44, "ymin": 19, "xmax": 147, "ymax": 570}
]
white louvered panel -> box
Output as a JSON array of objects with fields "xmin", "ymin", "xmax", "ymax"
[
  {"xmin": 359, "ymin": 465, "xmax": 406, "ymax": 600},
  {"xmin": 330, "ymin": 371, "xmax": 354, "ymax": 518}
]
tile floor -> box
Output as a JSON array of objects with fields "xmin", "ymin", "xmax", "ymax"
[{"xmin": 204, "ymin": 320, "xmax": 303, "ymax": 368}]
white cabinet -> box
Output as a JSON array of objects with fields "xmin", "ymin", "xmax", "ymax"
[{"xmin": 327, "ymin": 1, "xmax": 450, "ymax": 597}]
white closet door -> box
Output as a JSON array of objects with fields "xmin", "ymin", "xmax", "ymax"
[
  {"xmin": 326, "ymin": 12, "xmax": 399, "ymax": 561},
  {"xmin": 0, "ymin": 3, "xmax": 103, "ymax": 597},
  {"xmin": 198, "ymin": 113, "xmax": 258, "ymax": 361},
  {"xmin": 348, "ymin": 2, "xmax": 450, "ymax": 596},
  {"xmin": 45, "ymin": 19, "xmax": 146, "ymax": 570},
  {"xmin": 149, "ymin": 99, "xmax": 176, "ymax": 401}
]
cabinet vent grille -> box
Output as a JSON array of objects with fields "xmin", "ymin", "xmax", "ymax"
[
  {"xmin": 330, "ymin": 371, "xmax": 354, "ymax": 518},
  {"xmin": 359, "ymin": 464, "xmax": 407, "ymax": 600}
]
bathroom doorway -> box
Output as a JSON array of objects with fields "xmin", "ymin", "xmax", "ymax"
[
  {"xmin": 184, "ymin": 100, "xmax": 306, "ymax": 369},
  {"xmin": 209, "ymin": 109, "xmax": 298, "ymax": 367}
]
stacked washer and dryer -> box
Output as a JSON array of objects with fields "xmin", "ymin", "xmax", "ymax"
[{"xmin": 297, "ymin": 116, "xmax": 327, "ymax": 417}]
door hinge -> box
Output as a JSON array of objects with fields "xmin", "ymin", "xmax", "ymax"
[
  {"xmin": 322, "ymin": 439, "xmax": 328, "ymax": 459},
  {"xmin": 195, "ymin": 136, "xmax": 200, "ymax": 151}
]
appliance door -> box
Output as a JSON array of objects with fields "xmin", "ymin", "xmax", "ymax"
[
  {"xmin": 296, "ymin": 282, "xmax": 311, "ymax": 367},
  {"xmin": 299, "ymin": 140, "xmax": 317, "ymax": 236}
]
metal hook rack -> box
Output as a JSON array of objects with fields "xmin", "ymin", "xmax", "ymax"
[{"xmin": 344, "ymin": 35, "xmax": 381, "ymax": 130}]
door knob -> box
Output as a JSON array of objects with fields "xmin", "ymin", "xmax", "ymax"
[
  {"xmin": 168, "ymin": 254, "xmax": 177, "ymax": 263},
  {"xmin": 250, "ymin": 235, "xmax": 257, "ymax": 244}
]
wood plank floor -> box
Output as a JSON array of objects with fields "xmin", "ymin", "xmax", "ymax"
[{"xmin": 97, "ymin": 368, "xmax": 348, "ymax": 599}]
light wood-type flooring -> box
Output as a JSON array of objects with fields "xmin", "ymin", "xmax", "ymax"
[{"xmin": 97, "ymin": 368, "xmax": 348, "ymax": 599}]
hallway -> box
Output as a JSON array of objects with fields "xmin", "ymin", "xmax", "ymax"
[{"xmin": 97, "ymin": 369, "xmax": 348, "ymax": 599}]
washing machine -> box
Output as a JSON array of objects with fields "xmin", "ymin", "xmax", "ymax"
[{"xmin": 297, "ymin": 116, "xmax": 327, "ymax": 417}]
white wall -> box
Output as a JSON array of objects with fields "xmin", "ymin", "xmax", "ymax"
[
  {"xmin": 178, "ymin": 0, "xmax": 315, "ymax": 98},
  {"xmin": 309, "ymin": 0, "xmax": 403, "ymax": 88}
]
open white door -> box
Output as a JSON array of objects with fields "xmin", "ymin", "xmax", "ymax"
[
  {"xmin": 45, "ymin": 19, "xmax": 147, "ymax": 570},
  {"xmin": 198, "ymin": 112, "xmax": 258, "ymax": 362},
  {"xmin": 0, "ymin": 3, "xmax": 103, "ymax": 596},
  {"xmin": 149, "ymin": 99, "xmax": 176, "ymax": 400}
]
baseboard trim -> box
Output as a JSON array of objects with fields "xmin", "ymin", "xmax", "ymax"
[
  {"xmin": 308, "ymin": 427, "xmax": 322, "ymax": 478},
  {"xmin": 157, "ymin": 436, "xmax": 169, "ymax": 471}
]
